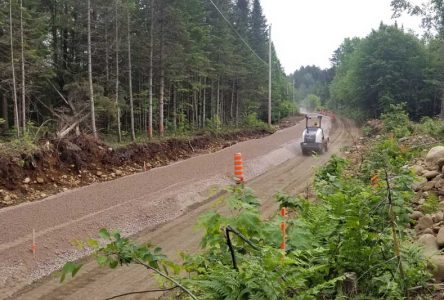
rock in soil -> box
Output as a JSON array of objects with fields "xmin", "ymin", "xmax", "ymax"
[
  {"xmin": 411, "ymin": 211, "xmax": 424, "ymax": 221},
  {"xmin": 36, "ymin": 177, "xmax": 45, "ymax": 184},
  {"xmin": 437, "ymin": 228, "xmax": 444, "ymax": 247},
  {"xmin": 424, "ymin": 228, "xmax": 434, "ymax": 235},
  {"xmin": 413, "ymin": 178, "xmax": 428, "ymax": 192},
  {"xmin": 434, "ymin": 212, "xmax": 444, "ymax": 223},
  {"xmin": 418, "ymin": 234, "xmax": 439, "ymax": 256},
  {"xmin": 431, "ymin": 255, "xmax": 444, "ymax": 282},
  {"xmin": 426, "ymin": 146, "xmax": 444, "ymax": 170},
  {"xmin": 412, "ymin": 165, "xmax": 425, "ymax": 176},
  {"xmin": 439, "ymin": 202, "xmax": 444, "ymax": 212},
  {"xmin": 423, "ymin": 181, "xmax": 436, "ymax": 191},
  {"xmin": 425, "ymin": 170, "xmax": 440, "ymax": 180},
  {"xmin": 416, "ymin": 215, "xmax": 434, "ymax": 232}
]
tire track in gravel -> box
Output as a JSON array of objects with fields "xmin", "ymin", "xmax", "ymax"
[{"xmin": 7, "ymin": 117, "xmax": 359, "ymax": 300}]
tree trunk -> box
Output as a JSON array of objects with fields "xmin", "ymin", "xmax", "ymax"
[
  {"xmin": 216, "ymin": 78, "xmax": 220, "ymax": 120},
  {"xmin": 148, "ymin": 0, "xmax": 154, "ymax": 138},
  {"xmin": 115, "ymin": 0, "xmax": 122, "ymax": 142},
  {"xmin": 173, "ymin": 85, "xmax": 177, "ymax": 131},
  {"xmin": 159, "ymin": 14, "xmax": 165, "ymax": 137},
  {"xmin": 202, "ymin": 78, "xmax": 206, "ymax": 128},
  {"xmin": 20, "ymin": 0, "xmax": 26, "ymax": 133},
  {"xmin": 441, "ymin": 84, "xmax": 444, "ymax": 119},
  {"xmin": 10, "ymin": 0, "xmax": 20, "ymax": 138},
  {"xmin": 127, "ymin": 1, "xmax": 135, "ymax": 141},
  {"xmin": 2, "ymin": 94, "xmax": 9, "ymax": 130},
  {"xmin": 88, "ymin": 0, "xmax": 98, "ymax": 139},
  {"xmin": 236, "ymin": 84, "xmax": 239, "ymax": 126},
  {"xmin": 105, "ymin": 18, "xmax": 110, "ymax": 84},
  {"xmin": 230, "ymin": 81, "xmax": 234, "ymax": 122}
]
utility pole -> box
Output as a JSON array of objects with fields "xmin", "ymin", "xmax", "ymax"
[
  {"xmin": 268, "ymin": 25, "xmax": 272, "ymax": 126},
  {"xmin": 292, "ymin": 78, "xmax": 296, "ymax": 115}
]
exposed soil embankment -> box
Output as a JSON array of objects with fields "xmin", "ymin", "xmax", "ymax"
[{"xmin": 0, "ymin": 129, "xmax": 274, "ymax": 208}]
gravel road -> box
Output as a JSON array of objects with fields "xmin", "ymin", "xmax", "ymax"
[{"xmin": 1, "ymin": 117, "xmax": 359, "ymax": 300}]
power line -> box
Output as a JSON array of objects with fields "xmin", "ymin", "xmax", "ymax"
[{"xmin": 207, "ymin": 0, "xmax": 268, "ymax": 66}]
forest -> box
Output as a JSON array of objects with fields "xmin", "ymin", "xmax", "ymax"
[
  {"xmin": 0, "ymin": 0, "xmax": 293, "ymax": 142},
  {"xmin": 292, "ymin": 0, "xmax": 444, "ymax": 122}
]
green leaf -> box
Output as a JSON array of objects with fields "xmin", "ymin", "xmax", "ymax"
[
  {"xmin": 99, "ymin": 228, "xmax": 111, "ymax": 240},
  {"xmin": 60, "ymin": 262, "xmax": 82, "ymax": 283}
]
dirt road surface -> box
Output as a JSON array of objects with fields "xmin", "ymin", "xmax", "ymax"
[{"xmin": 1, "ymin": 117, "xmax": 359, "ymax": 300}]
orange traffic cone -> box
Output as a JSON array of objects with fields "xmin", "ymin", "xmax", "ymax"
[{"xmin": 234, "ymin": 153, "xmax": 244, "ymax": 184}]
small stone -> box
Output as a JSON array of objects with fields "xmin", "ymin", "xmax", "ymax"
[
  {"xmin": 40, "ymin": 193, "xmax": 47, "ymax": 198},
  {"xmin": 411, "ymin": 211, "xmax": 424, "ymax": 221},
  {"xmin": 439, "ymin": 202, "xmax": 444, "ymax": 211},
  {"xmin": 63, "ymin": 188, "xmax": 69, "ymax": 192},
  {"xmin": 431, "ymin": 255, "xmax": 444, "ymax": 281},
  {"xmin": 96, "ymin": 171, "xmax": 103, "ymax": 176},
  {"xmin": 36, "ymin": 177, "xmax": 45, "ymax": 184},
  {"xmin": 108, "ymin": 148, "xmax": 113, "ymax": 152},
  {"xmin": 111, "ymin": 173, "xmax": 116, "ymax": 178},
  {"xmin": 425, "ymin": 171, "xmax": 441, "ymax": 180},
  {"xmin": 413, "ymin": 178, "xmax": 427, "ymax": 191},
  {"xmin": 3, "ymin": 195, "xmax": 11, "ymax": 202},
  {"xmin": 418, "ymin": 234, "xmax": 439, "ymax": 256},
  {"xmin": 412, "ymin": 165, "xmax": 425, "ymax": 176},
  {"xmin": 101, "ymin": 175, "xmax": 107, "ymax": 179},
  {"xmin": 115, "ymin": 170, "xmax": 123, "ymax": 176},
  {"xmin": 436, "ymin": 179, "xmax": 444, "ymax": 190},
  {"xmin": 418, "ymin": 198, "xmax": 426, "ymax": 205},
  {"xmin": 416, "ymin": 215, "xmax": 434, "ymax": 232},
  {"xmin": 423, "ymin": 181, "xmax": 436, "ymax": 191},
  {"xmin": 23, "ymin": 177, "xmax": 31, "ymax": 184},
  {"xmin": 62, "ymin": 175, "xmax": 68, "ymax": 179}
]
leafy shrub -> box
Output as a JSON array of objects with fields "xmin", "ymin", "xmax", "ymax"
[
  {"xmin": 416, "ymin": 116, "xmax": 444, "ymax": 139},
  {"xmin": 243, "ymin": 112, "xmax": 269, "ymax": 131},
  {"xmin": 421, "ymin": 193, "xmax": 439, "ymax": 214},
  {"xmin": 61, "ymin": 138, "xmax": 431, "ymax": 299},
  {"xmin": 381, "ymin": 103, "xmax": 412, "ymax": 138}
]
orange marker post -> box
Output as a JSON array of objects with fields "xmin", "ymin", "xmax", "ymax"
[
  {"xmin": 31, "ymin": 229, "xmax": 36, "ymax": 256},
  {"xmin": 280, "ymin": 208, "xmax": 286, "ymax": 253},
  {"xmin": 234, "ymin": 153, "xmax": 244, "ymax": 184}
]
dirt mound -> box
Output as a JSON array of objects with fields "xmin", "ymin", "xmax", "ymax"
[{"xmin": 0, "ymin": 129, "xmax": 271, "ymax": 208}]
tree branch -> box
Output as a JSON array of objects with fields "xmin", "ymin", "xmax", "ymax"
[
  {"xmin": 104, "ymin": 286, "xmax": 178, "ymax": 300},
  {"xmin": 134, "ymin": 259, "xmax": 197, "ymax": 300}
]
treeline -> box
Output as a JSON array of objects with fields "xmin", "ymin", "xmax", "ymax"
[
  {"xmin": 291, "ymin": 0, "xmax": 444, "ymax": 121},
  {"xmin": 0, "ymin": 0, "xmax": 293, "ymax": 142}
]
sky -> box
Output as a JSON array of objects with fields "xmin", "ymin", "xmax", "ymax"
[{"xmin": 260, "ymin": 0, "xmax": 424, "ymax": 74}]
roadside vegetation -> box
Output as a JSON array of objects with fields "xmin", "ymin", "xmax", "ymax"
[{"xmin": 61, "ymin": 106, "xmax": 444, "ymax": 299}]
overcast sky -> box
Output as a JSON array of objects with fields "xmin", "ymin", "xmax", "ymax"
[{"xmin": 260, "ymin": 0, "xmax": 424, "ymax": 74}]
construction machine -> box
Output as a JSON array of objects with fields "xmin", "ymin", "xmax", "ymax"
[{"xmin": 300, "ymin": 114, "xmax": 329, "ymax": 155}]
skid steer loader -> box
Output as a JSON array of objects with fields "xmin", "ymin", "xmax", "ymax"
[{"xmin": 300, "ymin": 114, "xmax": 329, "ymax": 155}]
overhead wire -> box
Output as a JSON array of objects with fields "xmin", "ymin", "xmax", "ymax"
[{"xmin": 207, "ymin": 0, "xmax": 269, "ymax": 66}]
